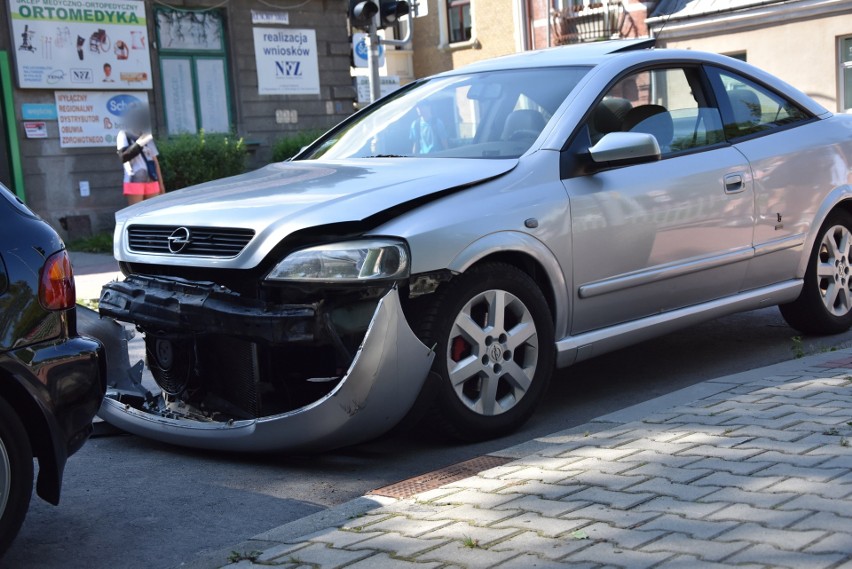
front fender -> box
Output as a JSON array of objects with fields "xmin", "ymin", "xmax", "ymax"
[{"xmin": 447, "ymin": 231, "xmax": 570, "ymax": 340}]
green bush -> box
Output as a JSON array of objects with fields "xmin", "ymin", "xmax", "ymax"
[
  {"xmin": 67, "ymin": 232, "xmax": 113, "ymax": 253},
  {"xmin": 157, "ymin": 131, "xmax": 247, "ymax": 191},
  {"xmin": 271, "ymin": 130, "xmax": 323, "ymax": 162}
]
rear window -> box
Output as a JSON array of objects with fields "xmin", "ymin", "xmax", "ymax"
[{"xmin": 0, "ymin": 183, "xmax": 38, "ymax": 219}]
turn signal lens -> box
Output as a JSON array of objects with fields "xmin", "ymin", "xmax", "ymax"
[{"xmin": 39, "ymin": 250, "xmax": 76, "ymax": 310}]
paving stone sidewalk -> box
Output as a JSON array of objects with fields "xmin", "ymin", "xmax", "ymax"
[{"xmin": 214, "ymin": 351, "xmax": 852, "ymax": 569}]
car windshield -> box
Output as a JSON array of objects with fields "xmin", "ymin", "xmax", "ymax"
[{"xmin": 302, "ymin": 66, "xmax": 590, "ymax": 160}]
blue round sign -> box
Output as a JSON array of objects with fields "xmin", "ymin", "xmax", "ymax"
[{"xmin": 106, "ymin": 94, "xmax": 143, "ymax": 117}]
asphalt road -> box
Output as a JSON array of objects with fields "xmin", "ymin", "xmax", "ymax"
[{"xmin": 4, "ymin": 306, "xmax": 852, "ymax": 569}]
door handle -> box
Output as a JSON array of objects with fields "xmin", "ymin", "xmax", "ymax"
[{"xmin": 724, "ymin": 173, "xmax": 745, "ymax": 194}]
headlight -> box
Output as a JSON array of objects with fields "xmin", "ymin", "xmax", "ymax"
[{"xmin": 266, "ymin": 239, "xmax": 409, "ymax": 283}]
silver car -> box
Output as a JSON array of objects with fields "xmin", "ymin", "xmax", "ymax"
[{"xmin": 94, "ymin": 39, "xmax": 852, "ymax": 452}]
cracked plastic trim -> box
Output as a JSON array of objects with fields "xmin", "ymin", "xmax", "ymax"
[{"xmin": 96, "ymin": 287, "xmax": 433, "ymax": 452}]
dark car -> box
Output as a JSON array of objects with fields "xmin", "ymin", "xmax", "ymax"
[{"xmin": 0, "ymin": 184, "xmax": 105, "ymax": 555}]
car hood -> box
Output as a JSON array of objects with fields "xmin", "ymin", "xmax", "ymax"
[{"xmin": 115, "ymin": 158, "xmax": 517, "ymax": 269}]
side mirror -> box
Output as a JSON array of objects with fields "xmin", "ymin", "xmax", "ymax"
[{"xmin": 588, "ymin": 132, "xmax": 661, "ymax": 165}]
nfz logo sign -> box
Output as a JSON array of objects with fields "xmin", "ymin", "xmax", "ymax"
[
  {"xmin": 275, "ymin": 61, "xmax": 302, "ymax": 77},
  {"xmin": 71, "ymin": 69, "xmax": 93, "ymax": 83}
]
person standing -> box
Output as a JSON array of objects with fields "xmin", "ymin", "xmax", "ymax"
[
  {"xmin": 117, "ymin": 106, "xmax": 165, "ymax": 206},
  {"xmin": 410, "ymin": 101, "xmax": 448, "ymax": 155}
]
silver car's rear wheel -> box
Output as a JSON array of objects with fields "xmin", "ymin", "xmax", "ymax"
[
  {"xmin": 816, "ymin": 224, "xmax": 852, "ymax": 317},
  {"xmin": 413, "ymin": 262, "xmax": 554, "ymax": 441},
  {"xmin": 447, "ymin": 289, "xmax": 539, "ymax": 416},
  {"xmin": 781, "ymin": 210, "xmax": 852, "ymax": 335}
]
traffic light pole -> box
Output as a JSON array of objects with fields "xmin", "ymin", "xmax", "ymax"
[
  {"xmin": 366, "ymin": 18, "xmax": 382, "ymax": 103},
  {"xmin": 365, "ymin": 1, "xmax": 416, "ymax": 103}
]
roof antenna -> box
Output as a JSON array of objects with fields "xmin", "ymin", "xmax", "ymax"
[{"xmin": 651, "ymin": 1, "xmax": 677, "ymax": 45}]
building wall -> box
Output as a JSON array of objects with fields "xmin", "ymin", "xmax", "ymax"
[
  {"xmin": 412, "ymin": 0, "xmax": 518, "ymax": 78},
  {"xmin": 0, "ymin": 0, "xmax": 354, "ymax": 239},
  {"xmin": 658, "ymin": 12, "xmax": 850, "ymax": 113}
]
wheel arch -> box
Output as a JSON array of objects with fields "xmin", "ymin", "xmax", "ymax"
[
  {"xmin": 0, "ymin": 367, "xmax": 63, "ymax": 505},
  {"xmin": 797, "ymin": 185, "xmax": 852, "ymax": 277},
  {"xmin": 447, "ymin": 232, "xmax": 569, "ymax": 339}
]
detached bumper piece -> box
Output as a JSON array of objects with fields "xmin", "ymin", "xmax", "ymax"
[{"xmin": 96, "ymin": 277, "xmax": 433, "ymax": 452}]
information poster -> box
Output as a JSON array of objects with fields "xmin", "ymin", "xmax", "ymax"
[
  {"xmin": 253, "ymin": 27, "xmax": 320, "ymax": 96},
  {"xmin": 9, "ymin": 0, "xmax": 152, "ymax": 89},
  {"xmin": 55, "ymin": 90, "xmax": 149, "ymax": 148}
]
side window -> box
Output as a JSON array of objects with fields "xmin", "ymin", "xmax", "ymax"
[
  {"xmin": 708, "ymin": 68, "xmax": 811, "ymax": 139},
  {"xmin": 588, "ymin": 67, "xmax": 724, "ymax": 156}
]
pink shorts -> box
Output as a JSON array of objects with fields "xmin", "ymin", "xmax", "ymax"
[{"xmin": 123, "ymin": 181, "xmax": 160, "ymax": 196}]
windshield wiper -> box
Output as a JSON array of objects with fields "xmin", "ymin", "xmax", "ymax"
[{"xmin": 363, "ymin": 154, "xmax": 409, "ymax": 158}]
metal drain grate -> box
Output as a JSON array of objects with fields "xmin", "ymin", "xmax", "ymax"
[
  {"xmin": 816, "ymin": 357, "xmax": 852, "ymax": 368},
  {"xmin": 368, "ymin": 455, "xmax": 515, "ymax": 499}
]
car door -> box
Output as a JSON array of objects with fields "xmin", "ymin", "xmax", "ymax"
[
  {"xmin": 562, "ymin": 65, "xmax": 756, "ymax": 334},
  {"xmin": 704, "ymin": 66, "xmax": 829, "ymax": 290}
]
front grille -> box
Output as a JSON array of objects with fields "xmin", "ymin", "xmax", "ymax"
[{"xmin": 127, "ymin": 225, "xmax": 255, "ymax": 257}]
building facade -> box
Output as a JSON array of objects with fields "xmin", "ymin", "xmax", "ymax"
[
  {"xmin": 409, "ymin": 0, "xmax": 652, "ymax": 78},
  {"xmin": 649, "ymin": 0, "xmax": 852, "ymax": 114},
  {"xmin": 0, "ymin": 0, "xmax": 354, "ymax": 239}
]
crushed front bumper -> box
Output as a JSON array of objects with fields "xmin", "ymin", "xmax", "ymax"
[{"xmin": 94, "ymin": 282, "xmax": 433, "ymax": 452}]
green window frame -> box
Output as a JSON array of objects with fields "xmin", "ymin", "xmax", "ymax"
[{"xmin": 155, "ymin": 8, "xmax": 233, "ymax": 134}]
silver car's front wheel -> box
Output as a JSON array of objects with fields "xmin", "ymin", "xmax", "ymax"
[
  {"xmin": 414, "ymin": 263, "xmax": 555, "ymax": 441},
  {"xmin": 781, "ymin": 210, "xmax": 852, "ymax": 335},
  {"xmin": 447, "ymin": 289, "xmax": 539, "ymax": 416}
]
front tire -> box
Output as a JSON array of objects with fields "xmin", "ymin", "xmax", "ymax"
[
  {"xmin": 0, "ymin": 398, "xmax": 33, "ymax": 556},
  {"xmin": 416, "ymin": 263, "xmax": 555, "ymax": 441},
  {"xmin": 780, "ymin": 210, "xmax": 852, "ymax": 335}
]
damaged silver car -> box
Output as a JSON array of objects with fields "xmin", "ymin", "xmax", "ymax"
[{"xmin": 92, "ymin": 39, "xmax": 852, "ymax": 451}]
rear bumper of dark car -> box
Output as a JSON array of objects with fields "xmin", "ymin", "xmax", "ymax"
[{"xmin": 2, "ymin": 335, "xmax": 105, "ymax": 503}]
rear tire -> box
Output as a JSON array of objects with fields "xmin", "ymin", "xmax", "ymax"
[
  {"xmin": 780, "ymin": 210, "xmax": 852, "ymax": 335},
  {"xmin": 0, "ymin": 398, "xmax": 33, "ymax": 557},
  {"xmin": 414, "ymin": 263, "xmax": 555, "ymax": 441}
]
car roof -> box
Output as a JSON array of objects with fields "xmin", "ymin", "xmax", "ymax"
[
  {"xmin": 435, "ymin": 39, "xmax": 829, "ymax": 119},
  {"xmin": 439, "ymin": 38, "xmax": 657, "ymax": 75}
]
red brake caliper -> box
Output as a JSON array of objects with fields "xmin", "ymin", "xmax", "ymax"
[{"xmin": 451, "ymin": 336, "xmax": 467, "ymax": 362}]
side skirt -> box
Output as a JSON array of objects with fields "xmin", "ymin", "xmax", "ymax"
[{"xmin": 555, "ymin": 280, "xmax": 803, "ymax": 368}]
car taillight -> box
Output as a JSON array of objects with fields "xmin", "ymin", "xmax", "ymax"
[{"xmin": 39, "ymin": 250, "xmax": 76, "ymax": 310}]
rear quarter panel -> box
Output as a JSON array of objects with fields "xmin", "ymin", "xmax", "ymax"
[{"xmin": 737, "ymin": 115, "xmax": 852, "ymax": 288}]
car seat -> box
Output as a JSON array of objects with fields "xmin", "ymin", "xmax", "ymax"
[
  {"xmin": 622, "ymin": 104, "xmax": 673, "ymax": 152},
  {"xmin": 502, "ymin": 109, "xmax": 547, "ymax": 140}
]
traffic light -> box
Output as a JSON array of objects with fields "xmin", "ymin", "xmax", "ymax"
[
  {"xmin": 379, "ymin": 1, "xmax": 409, "ymax": 28},
  {"xmin": 349, "ymin": 0, "xmax": 378, "ymax": 31}
]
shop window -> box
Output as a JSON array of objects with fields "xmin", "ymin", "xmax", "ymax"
[
  {"xmin": 841, "ymin": 36, "xmax": 852, "ymax": 112},
  {"xmin": 447, "ymin": 0, "xmax": 472, "ymax": 44},
  {"xmin": 155, "ymin": 8, "xmax": 232, "ymax": 134}
]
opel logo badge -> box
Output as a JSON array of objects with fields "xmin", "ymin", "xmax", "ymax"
[{"xmin": 167, "ymin": 227, "xmax": 191, "ymax": 254}]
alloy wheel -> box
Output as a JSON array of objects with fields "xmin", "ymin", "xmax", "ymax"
[
  {"xmin": 816, "ymin": 224, "xmax": 852, "ymax": 317},
  {"xmin": 446, "ymin": 289, "xmax": 539, "ymax": 416},
  {"xmin": 0, "ymin": 438, "xmax": 10, "ymax": 518}
]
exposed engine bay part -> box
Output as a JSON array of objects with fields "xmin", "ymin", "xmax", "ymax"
[
  {"xmin": 408, "ymin": 270, "xmax": 455, "ymax": 298},
  {"xmin": 94, "ymin": 287, "xmax": 434, "ymax": 452}
]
